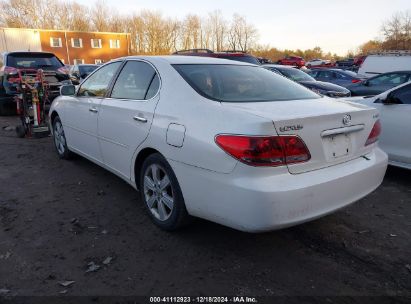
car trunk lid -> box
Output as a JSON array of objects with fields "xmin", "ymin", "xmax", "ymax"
[{"xmin": 221, "ymin": 98, "xmax": 378, "ymax": 174}]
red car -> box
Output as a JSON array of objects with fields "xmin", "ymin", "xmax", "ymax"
[
  {"xmin": 277, "ymin": 56, "xmax": 305, "ymax": 67},
  {"xmin": 353, "ymin": 55, "xmax": 367, "ymax": 67}
]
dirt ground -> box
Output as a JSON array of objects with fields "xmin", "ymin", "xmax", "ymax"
[{"xmin": 0, "ymin": 115, "xmax": 410, "ymax": 302}]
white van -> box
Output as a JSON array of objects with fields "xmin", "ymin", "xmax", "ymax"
[{"xmin": 358, "ymin": 51, "xmax": 411, "ymax": 78}]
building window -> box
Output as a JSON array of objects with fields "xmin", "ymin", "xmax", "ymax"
[
  {"xmin": 95, "ymin": 59, "xmax": 103, "ymax": 64},
  {"xmin": 50, "ymin": 37, "xmax": 62, "ymax": 47},
  {"xmin": 73, "ymin": 59, "xmax": 84, "ymax": 65},
  {"xmin": 109, "ymin": 39, "xmax": 120, "ymax": 49},
  {"xmin": 71, "ymin": 38, "xmax": 83, "ymax": 48},
  {"xmin": 91, "ymin": 39, "xmax": 102, "ymax": 48}
]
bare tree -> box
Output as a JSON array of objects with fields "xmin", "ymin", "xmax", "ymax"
[
  {"xmin": 228, "ymin": 14, "xmax": 258, "ymax": 51},
  {"xmin": 207, "ymin": 10, "xmax": 226, "ymax": 51},
  {"xmin": 382, "ymin": 10, "xmax": 411, "ymax": 49},
  {"xmin": 90, "ymin": 0, "xmax": 109, "ymax": 31}
]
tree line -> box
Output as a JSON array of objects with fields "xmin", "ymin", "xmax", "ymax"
[
  {"xmin": 0, "ymin": 0, "xmax": 410, "ymax": 61},
  {"xmin": 0, "ymin": 0, "xmax": 258, "ymax": 55}
]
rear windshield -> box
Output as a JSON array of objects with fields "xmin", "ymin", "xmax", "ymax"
[
  {"xmin": 340, "ymin": 70, "xmax": 357, "ymax": 77},
  {"xmin": 275, "ymin": 68, "xmax": 315, "ymax": 82},
  {"xmin": 7, "ymin": 53, "xmax": 63, "ymax": 69},
  {"xmin": 218, "ymin": 55, "xmax": 260, "ymax": 65},
  {"xmin": 173, "ymin": 64, "xmax": 320, "ymax": 102}
]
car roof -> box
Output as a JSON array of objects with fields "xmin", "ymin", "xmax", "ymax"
[{"xmin": 122, "ymin": 55, "xmax": 255, "ymax": 66}]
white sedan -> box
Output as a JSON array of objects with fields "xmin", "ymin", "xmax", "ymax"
[
  {"xmin": 306, "ymin": 59, "xmax": 330, "ymax": 67},
  {"xmin": 50, "ymin": 56, "xmax": 387, "ymax": 232},
  {"xmin": 346, "ymin": 81, "xmax": 411, "ymax": 170}
]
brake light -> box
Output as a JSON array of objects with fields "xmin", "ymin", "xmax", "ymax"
[
  {"xmin": 215, "ymin": 135, "xmax": 311, "ymax": 167},
  {"xmin": 4, "ymin": 66, "xmax": 18, "ymax": 76},
  {"xmin": 352, "ymin": 79, "xmax": 361, "ymax": 83},
  {"xmin": 57, "ymin": 66, "xmax": 69, "ymax": 74},
  {"xmin": 365, "ymin": 120, "xmax": 381, "ymax": 146}
]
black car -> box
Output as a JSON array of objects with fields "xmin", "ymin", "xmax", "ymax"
[
  {"xmin": 173, "ymin": 49, "xmax": 261, "ymax": 65},
  {"xmin": 0, "ymin": 51, "xmax": 70, "ymax": 115},
  {"xmin": 263, "ymin": 64, "xmax": 351, "ymax": 98},
  {"xmin": 69, "ymin": 64, "xmax": 99, "ymax": 85},
  {"xmin": 336, "ymin": 58, "xmax": 354, "ymax": 68},
  {"xmin": 346, "ymin": 71, "xmax": 411, "ymax": 96}
]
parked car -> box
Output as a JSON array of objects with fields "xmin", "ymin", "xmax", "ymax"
[
  {"xmin": 173, "ymin": 49, "xmax": 261, "ymax": 65},
  {"xmin": 306, "ymin": 59, "xmax": 331, "ymax": 68},
  {"xmin": 0, "ymin": 51, "xmax": 70, "ymax": 115},
  {"xmin": 336, "ymin": 58, "xmax": 354, "ymax": 68},
  {"xmin": 353, "ymin": 55, "xmax": 367, "ymax": 67},
  {"xmin": 263, "ymin": 64, "xmax": 351, "ymax": 97},
  {"xmin": 50, "ymin": 56, "xmax": 387, "ymax": 232},
  {"xmin": 69, "ymin": 64, "xmax": 99, "ymax": 85},
  {"xmin": 347, "ymin": 81, "xmax": 411, "ymax": 169},
  {"xmin": 358, "ymin": 51, "xmax": 411, "ymax": 78},
  {"xmin": 346, "ymin": 71, "xmax": 411, "ymax": 96},
  {"xmin": 277, "ymin": 56, "xmax": 305, "ymax": 67},
  {"xmin": 308, "ymin": 68, "xmax": 367, "ymax": 88},
  {"xmin": 257, "ymin": 57, "xmax": 272, "ymax": 64}
]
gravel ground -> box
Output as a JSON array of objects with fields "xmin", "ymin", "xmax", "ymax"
[{"xmin": 0, "ymin": 115, "xmax": 410, "ymax": 302}]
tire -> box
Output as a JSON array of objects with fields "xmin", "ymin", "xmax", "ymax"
[
  {"xmin": 16, "ymin": 125, "xmax": 26, "ymax": 138},
  {"xmin": 139, "ymin": 153, "xmax": 190, "ymax": 231},
  {"xmin": 52, "ymin": 116, "xmax": 73, "ymax": 160}
]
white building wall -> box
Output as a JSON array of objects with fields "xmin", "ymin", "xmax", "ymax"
[{"xmin": 0, "ymin": 28, "xmax": 42, "ymax": 53}]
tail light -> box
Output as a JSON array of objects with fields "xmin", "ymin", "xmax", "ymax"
[
  {"xmin": 365, "ymin": 120, "xmax": 381, "ymax": 146},
  {"xmin": 215, "ymin": 135, "xmax": 311, "ymax": 167},
  {"xmin": 352, "ymin": 79, "xmax": 361, "ymax": 83},
  {"xmin": 4, "ymin": 66, "xmax": 18, "ymax": 76},
  {"xmin": 57, "ymin": 66, "xmax": 69, "ymax": 74}
]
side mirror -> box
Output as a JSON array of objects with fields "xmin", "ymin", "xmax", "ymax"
[
  {"xmin": 81, "ymin": 73, "xmax": 88, "ymax": 79},
  {"xmin": 60, "ymin": 84, "xmax": 76, "ymax": 96},
  {"xmin": 363, "ymin": 80, "xmax": 369, "ymax": 86}
]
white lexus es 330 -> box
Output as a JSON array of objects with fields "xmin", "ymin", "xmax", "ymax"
[{"xmin": 49, "ymin": 56, "xmax": 388, "ymax": 232}]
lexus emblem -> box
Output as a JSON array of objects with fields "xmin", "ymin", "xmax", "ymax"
[{"xmin": 342, "ymin": 114, "xmax": 352, "ymax": 126}]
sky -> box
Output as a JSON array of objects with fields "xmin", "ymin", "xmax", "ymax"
[{"xmin": 77, "ymin": 0, "xmax": 411, "ymax": 55}]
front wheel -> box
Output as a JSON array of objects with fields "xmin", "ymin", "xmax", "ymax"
[
  {"xmin": 139, "ymin": 153, "xmax": 190, "ymax": 231},
  {"xmin": 52, "ymin": 116, "xmax": 73, "ymax": 159}
]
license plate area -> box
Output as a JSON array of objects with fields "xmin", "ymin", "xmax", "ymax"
[{"xmin": 323, "ymin": 133, "xmax": 352, "ymax": 160}]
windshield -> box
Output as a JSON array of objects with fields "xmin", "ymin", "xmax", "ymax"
[
  {"xmin": 173, "ymin": 64, "xmax": 320, "ymax": 102},
  {"xmin": 7, "ymin": 53, "xmax": 63, "ymax": 69},
  {"xmin": 278, "ymin": 68, "xmax": 316, "ymax": 82}
]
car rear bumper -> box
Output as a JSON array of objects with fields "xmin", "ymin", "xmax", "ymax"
[{"xmin": 169, "ymin": 148, "xmax": 388, "ymax": 232}]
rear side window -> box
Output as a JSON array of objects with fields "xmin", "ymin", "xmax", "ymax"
[
  {"xmin": 111, "ymin": 61, "xmax": 159, "ymax": 100},
  {"xmin": 7, "ymin": 53, "xmax": 63, "ymax": 69},
  {"xmin": 174, "ymin": 64, "xmax": 320, "ymax": 102}
]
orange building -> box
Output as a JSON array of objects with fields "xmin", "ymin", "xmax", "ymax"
[{"xmin": 0, "ymin": 28, "xmax": 130, "ymax": 65}]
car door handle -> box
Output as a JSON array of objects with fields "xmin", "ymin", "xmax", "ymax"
[
  {"xmin": 133, "ymin": 116, "xmax": 147, "ymax": 123},
  {"xmin": 89, "ymin": 107, "xmax": 98, "ymax": 113}
]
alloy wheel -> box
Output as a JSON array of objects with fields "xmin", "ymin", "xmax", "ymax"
[
  {"xmin": 54, "ymin": 121, "xmax": 66, "ymax": 155},
  {"xmin": 143, "ymin": 164, "xmax": 174, "ymax": 221}
]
